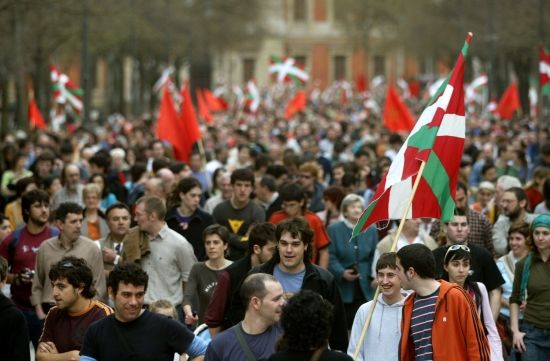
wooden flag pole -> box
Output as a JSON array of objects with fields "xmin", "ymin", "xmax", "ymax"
[{"xmin": 353, "ymin": 161, "xmax": 427, "ymax": 361}]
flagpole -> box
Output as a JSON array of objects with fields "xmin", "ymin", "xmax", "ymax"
[{"xmin": 353, "ymin": 161, "xmax": 427, "ymax": 361}]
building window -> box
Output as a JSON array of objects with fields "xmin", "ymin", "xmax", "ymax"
[
  {"xmin": 334, "ymin": 55, "xmax": 346, "ymax": 80},
  {"xmin": 243, "ymin": 58, "xmax": 255, "ymax": 83},
  {"xmin": 294, "ymin": 0, "xmax": 307, "ymax": 22},
  {"xmin": 374, "ymin": 55, "xmax": 385, "ymax": 76}
]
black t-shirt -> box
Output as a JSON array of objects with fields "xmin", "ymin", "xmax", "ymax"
[
  {"xmin": 433, "ymin": 243, "xmax": 504, "ymax": 292},
  {"xmin": 80, "ymin": 311, "xmax": 194, "ymax": 361},
  {"xmin": 268, "ymin": 349, "xmax": 353, "ymax": 361}
]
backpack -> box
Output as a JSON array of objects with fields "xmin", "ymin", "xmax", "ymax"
[{"xmin": 7, "ymin": 226, "xmax": 57, "ymax": 270}]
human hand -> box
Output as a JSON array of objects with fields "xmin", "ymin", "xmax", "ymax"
[
  {"xmin": 513, "ymin": 330, "xmax": 526, "ymax": 353},
  {"xmin": 102, "ymin": 247, "xmax": 117, "ymax": 263},
  {"xmin": 38, "ymin": 341, "xmax": 58, "ymax": 354},
  {"xmin": 185, "ymin": 312, "xmax": 198, "ymax": 325},
  {"xmin": 342, "ymin": 269, "xmax": 360, "ymax": 282}
]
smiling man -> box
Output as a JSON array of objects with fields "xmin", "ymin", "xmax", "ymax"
[
  {"xmin": 36, "ymin": 257, "xmax": 111, "ymax": 361},
  {"xmin": 205, "ymin": 273, "xmax": 284, "ymax": 361},
  {"xmin": 348, "ymin": 252, "xmax": 405, "ymax": 361},
  {"xmin": 80, "ymin": 262, "xmax": 207, "ymax": 361},
  {"xmin": 249, "ymin": 218, "xmax": 348, "ymax": 352}
]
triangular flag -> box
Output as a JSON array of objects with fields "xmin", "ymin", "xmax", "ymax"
[
  {"xmin": 285, "ymin": 90, "xmax": 307, "ymax": 120},
  {"xmin": 156, "ymin": 85, "xmax": 188, "ymax": 161},
  {"xmin": 28, "ymin": 98, "xmax": 47, "ymax": 130},
  {"xmin": 196, "ymin": 89, "xmax": 213, "ymax": 124},
  {"xmin": 383, "ymin": 85, "xmax": 415, "ymax": 132},
  {"xmin": 496, "ymin": 82, "xmax": 520, "ymax": 120},
  {"xmin": 353, "ymin": 33, "xmax": 473, "ymax": 237},
  {"xmin": 540, "ymin": 46, "xmax": 550, "ymax": 96}
]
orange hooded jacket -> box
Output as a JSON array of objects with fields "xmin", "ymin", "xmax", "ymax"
[{"xmin": 400, "ymin": 280, "xmax": 491, "ymax": 361}]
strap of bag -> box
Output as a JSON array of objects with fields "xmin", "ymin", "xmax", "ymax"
[
  {"xmin": 110, "ymin": 316, "xmax": 138, "ymax": 361},
  {"xmin": 520, "ymin": 252, "xmax": 533, "ymax": 303},
  {"xmin": 233, "ymin": 323, "xmax": 257, "ymax": 361}
]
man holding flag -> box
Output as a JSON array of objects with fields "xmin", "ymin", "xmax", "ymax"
[{"xmin": 350, "ymin": 33, "xmax": 491, "ymax": 360}]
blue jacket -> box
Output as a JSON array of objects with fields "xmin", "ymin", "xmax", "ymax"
[{"xmin": 327, "ymin": 221, "xmax": 378, "ymax": 303}]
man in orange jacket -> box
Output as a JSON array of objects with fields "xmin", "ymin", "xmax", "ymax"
[{"xmin": 396, "ymin": 243, "xmax": 490, "ymax": 361}]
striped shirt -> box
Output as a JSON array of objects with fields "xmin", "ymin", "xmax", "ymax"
[{"xmin": 410, "ymin": 288, "xmax": 440, "ymax": 361}]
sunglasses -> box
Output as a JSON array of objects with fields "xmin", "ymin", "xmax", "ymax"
[
  {"xmin": 59, "ymin": 261, "xmax": 75, "ymax": 269},
  {"xmin": 444, "ymin": 244, "xmax": 470, "ymax": 260}
]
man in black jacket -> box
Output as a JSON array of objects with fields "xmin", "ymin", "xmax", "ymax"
[
  {"xmin": 250, "ymin": 217, "xmax": 349, "ymax": 352},
  {"xmin": 0, "ymin": 255, "xmax": 30, "ymax": 361},
  {"xmin": 204, "ymin": 222, "xmax": 276, "ymax": 337}
]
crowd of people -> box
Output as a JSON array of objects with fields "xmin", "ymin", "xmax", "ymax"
[{"xmin": 0, "ymin": 90, "xmax": 549, "ymax": 361}]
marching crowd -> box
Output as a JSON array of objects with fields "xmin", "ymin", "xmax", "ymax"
[{"xmin": 0, "ymin": 93, "xmax": 549, "ymax": 361}]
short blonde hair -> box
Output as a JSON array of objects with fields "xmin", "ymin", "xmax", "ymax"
[
  {"xmin": 83, "ymin": 183, "xmax": 101, "ymax": 199},
  {"xmin": 149, "ymin": 299, "xmax": 177, "ymax": 318},
  {"xmin": 299, "ymin": 161, "xmax": 320, "ymax": 179}
]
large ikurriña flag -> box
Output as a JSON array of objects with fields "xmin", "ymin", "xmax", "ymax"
[{"xmin": 352, "ymin": 33, "xmax": 472, "ymax": 237}]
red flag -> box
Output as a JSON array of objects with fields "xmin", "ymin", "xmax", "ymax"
[
  {"xmin": 28, "ymin": 98, "xmax": 47, "ymax": 130},
  {"xmin": 383, "ymin": 85, "xmax": 415, "ymax": 132},
  {"xmin": 196, "ymin": 89, "xmax": 213, "ymax": 124},
  {"xmin": 355, "ymin": 73, "xmax": 368, "ymax": 93},
  {"xmin": 180, "ymin": 84, "xmax": 202, "ymax": 158},
  {"xmin": 203, "ymin": 89, "xmax": 227, "ymax": 111},
  {"xmin": 285, "ymin": 90, "xmax": 307, "ymax": 120},
  {"xmin": 496, "ymin": 82, "xmax": 520, "ymax": 120},
  {"xmin": 156, "ymin": 85, "xmax": 188, "ymax": 161}
]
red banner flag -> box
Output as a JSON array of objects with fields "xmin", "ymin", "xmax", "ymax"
[
  {"xmin": 496, "ymin": 82, "xmax": 520, "ymax": 120},
  {"xmin": 383, "ymin": 85, "xmax": 415, "ymax": 132}
]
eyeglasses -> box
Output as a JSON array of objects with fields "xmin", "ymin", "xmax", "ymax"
[{"xmin": 444, "ymin": 244, "xmax": 470, "ymax": 259}]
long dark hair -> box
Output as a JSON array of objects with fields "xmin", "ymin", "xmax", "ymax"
[{"xmin": 442, "ymin": 247, "xmax": 482, "ymax": 310}]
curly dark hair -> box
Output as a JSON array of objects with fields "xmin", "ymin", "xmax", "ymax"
[
  {"xmin": 54, "ymin": 202, "xmax": 83, "ymax": 222},
  {"xmin": 108, "ymin": 262, "xmax": 148, "ymax": 296},
  {"xmin": 168, "ymin": 177, "xmax": 202, "ymax": 207},
  {"xmin": 277, "ymin": 290, "xmax": 334, "ymax": 351},
  {"xmin": 48, "ymin": 256, "xmax": 96, "ymax": 299},
  {"xmin": 273, "ymin": 217, "xmax": 313, "ymax": 264}
]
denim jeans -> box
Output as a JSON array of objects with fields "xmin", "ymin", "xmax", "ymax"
[{"xmin": 520, "ymin": 321, "xmax": 550, "ymax": 361}]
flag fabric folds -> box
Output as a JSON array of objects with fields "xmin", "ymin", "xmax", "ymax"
[
  {"xmin": 352, "ymin": 33, "xmax": 472, "ymax": 237},
  {"xmin": 28, "ymin": 98, "xmax": 47, "ymax": 130},
  {"xmin": 496, "ymin": 82, "xmax": 520, "ymax": 120},
  {"xmin": 156, "ymin": 85, "xmax": 187, "ymax": 161},
  {"xmin": 180, "ymin": 84, "xmax": 202, "ymax": 158},
  {"xmin": 50, "ymin": 65, "xmax": 83, "ymax": 114},
  {"xmin": 540, "ymin": 47, "xmax": 550, "ymax": 96},
  {"xmin": 196, "ymin": 89, "xmax": 213, "ymax": 124},
  {"xmin": 285, "ymin": 90, "xmax": 307, "ymax": 120},
  {"xmin": 383, "ymin": 85, "xmax": 415, "ymax": 132},
  {"xmin": 269, "ymin": 56, "xmax": 309, "ymax": 85}
]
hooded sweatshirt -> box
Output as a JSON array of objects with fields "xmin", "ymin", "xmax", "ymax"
[{"xmin": 348, "ymin": 294, "xmax": 406, "ymax": 361}]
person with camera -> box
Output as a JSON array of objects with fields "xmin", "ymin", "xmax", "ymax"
[
  {"xmin": 0, "ymin": 189, "xmax": 58, "ymax": 349},
  {"xmin": 327, "ymin": 194, "xmax": 378, "ymax": 330}
]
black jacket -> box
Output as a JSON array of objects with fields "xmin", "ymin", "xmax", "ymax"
[
  {"xmin": 165, "ymin": 207, "xmax": 214, "ymax": 261},
  {"xmin": 0, "ymin": 293, "xmax": 30, "ymax": 361},
  {"xmin": 250, "ymin": 259, "xmax": 349, "ymax": 352}
]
